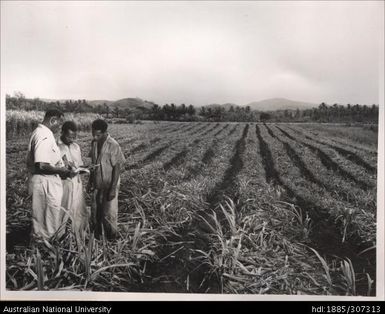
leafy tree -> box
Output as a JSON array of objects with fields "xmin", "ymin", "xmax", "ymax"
[
  {"xmin": 187, "ymin": 104, "xmax": 196, "ymax": 116},
  {"xmin": 260, "ymin": 112, "xmax": 271, "ymax": 122}
]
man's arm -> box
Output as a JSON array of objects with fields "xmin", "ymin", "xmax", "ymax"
[
  {"xmin": 33, "ymin": 135, "xmax": 75, "ymax": 178},
  {"xmin": 35, "ymin": 162, "xmax": 74, "ymax": 177},
  {"xmin": 107, "ymin": 163, "xmax": 121, "ymax": 201}
]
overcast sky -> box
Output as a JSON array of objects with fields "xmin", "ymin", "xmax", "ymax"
[{"xmin": 1, "ymin": 1, "xmax": 383, "ymax": 106}]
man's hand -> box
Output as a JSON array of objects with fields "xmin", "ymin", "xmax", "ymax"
[
  {"xmin": 59, "ymin": 167, "xmax": 72, "ymax": 179},
  {"xmin": 68, "ymin": 168, "xmax": 78, "ymax": 178},
  {"xmin": 107, "ymin": 188, "xmax": 116, "ymax": 201}
]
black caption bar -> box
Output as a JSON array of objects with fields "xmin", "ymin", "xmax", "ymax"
[{"xmin": 0, "ymin": 301, "xmax": 384, "ymax": 314}]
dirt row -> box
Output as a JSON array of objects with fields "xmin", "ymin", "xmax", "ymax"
[{"xmin": 255, "ymin": 124, "xmax": 376, "ymax": 296}]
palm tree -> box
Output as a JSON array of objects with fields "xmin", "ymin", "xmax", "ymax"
[{"xmin": 187, "ymin": 104, "xmax": 196, "ymax": 116}]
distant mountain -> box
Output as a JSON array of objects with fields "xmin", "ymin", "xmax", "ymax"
[
  {"xmin": 40, "ymin": 96, "xmax": 317, "ymax": 112},
  {"xmin": 41, "ymin": 98, "xmax": 113, "ymax": 106},
  {"xmin": 111, "ymin": 98, "xmax": 154, "ymax": 111},
  {"xmin": 246, "ymin": 98, "xmax": 317, "ymax": 111},
  {"xmin": 88, "ymin": 97, "xmax": 156, "ymax": 115},
  {"xmin": 205, "ymin": 98, "xmax": 316, "ymax": 112},
  {"xmin": 41, "ymin": 97, "xmax": 155, "ymax": 113},
  {"xmin": 87, "ymin": 100, "xmax": 115, "ymax": 107}
]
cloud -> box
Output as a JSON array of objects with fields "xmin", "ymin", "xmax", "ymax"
[{"xmin": 1, "ymin": 1, "xmax": 383, "ymax": 105}]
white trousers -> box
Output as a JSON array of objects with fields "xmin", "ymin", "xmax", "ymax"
[
  {"xmin": 61, "ymin": 176, "xmax": 89, "ymax": 237},
  {"xmin": 29, "ymin": 174, "xmax": 65, "ymax": 239}
]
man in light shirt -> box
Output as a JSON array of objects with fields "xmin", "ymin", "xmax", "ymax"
[
  {"xmin": 87, "ymin": 119, "xmax": 125, "ymax": 240},
  {"xmin": 26, "ymin": 110, "xmax": 77, "ymax": 240},
  {"xmin": 58, "ymin": 121, "xmax": 89, "ymax": 242}
]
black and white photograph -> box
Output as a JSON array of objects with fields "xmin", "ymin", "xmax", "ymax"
[{"xmin": 1, "ymin": 0, "xmax": 384, "ymax": 301}]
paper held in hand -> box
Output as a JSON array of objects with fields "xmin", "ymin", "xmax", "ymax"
[
  {"xmin": 73, "ymin": 166, "xmax": 90, "ymax": 174},
  {"xmin": 73, "ymin": 164, "xmax": 100, "ymax": 174}
]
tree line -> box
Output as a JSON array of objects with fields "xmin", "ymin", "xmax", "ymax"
[
  {"xmin": 6, "ymin": 93, "xmax": 379, "ymax": 123},
  {"xmin": 6, "ymin": 92, "xmax": 94, "ymax": 113},
  {"xmin": 261, "ymin": 102, "xmax": 379, "ymax": 123}
]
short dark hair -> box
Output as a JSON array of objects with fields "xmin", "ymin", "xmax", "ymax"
[
  {"xmin": 62, "ymin": 121, "xmax": 78, "ymax": 133},
  {"xmin": 92, "ymin": 119, "xmax": 108, "ymax": 132},
  {"xmin": 44, "ymin": 109, "xmax": 64, "ymax": 120}
]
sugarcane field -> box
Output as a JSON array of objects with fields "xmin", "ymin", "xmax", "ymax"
[{"xmin": 5, "ymin": 118, "xmax": 378, "ymax": 295}]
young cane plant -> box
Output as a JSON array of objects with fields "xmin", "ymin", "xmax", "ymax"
[
  {"xmin": 339, "ymin": 258, "xmax": 356, "ymax": 296},
  {"xmin": 335, "ymin": 207, "xmax": 359, "ymax": 243}
]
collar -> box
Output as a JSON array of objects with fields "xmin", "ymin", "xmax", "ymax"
[
  {"xmin": 38, "ymin": 123, "xmax": 53, "ymax": 135},
  {"xmin": 57, "ymin": 138, "xmax": 76, "ymax": 147},
  {"xmin": 94, "ymin": 134, "xmax": 111, "ymax": 145}
]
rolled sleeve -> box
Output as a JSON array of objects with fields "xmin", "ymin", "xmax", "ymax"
[{"xmin": 34, "ymin": 137, "xmax": 52, "ymax": 164}]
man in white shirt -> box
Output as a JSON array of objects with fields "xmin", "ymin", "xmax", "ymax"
[
  {"xmin": 58, "ymin": 121, "xmax": 89, "ymax": 242},
  {"xmin": 26, "ymin": 110, "xmax": 77, "ymax": 240}
]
